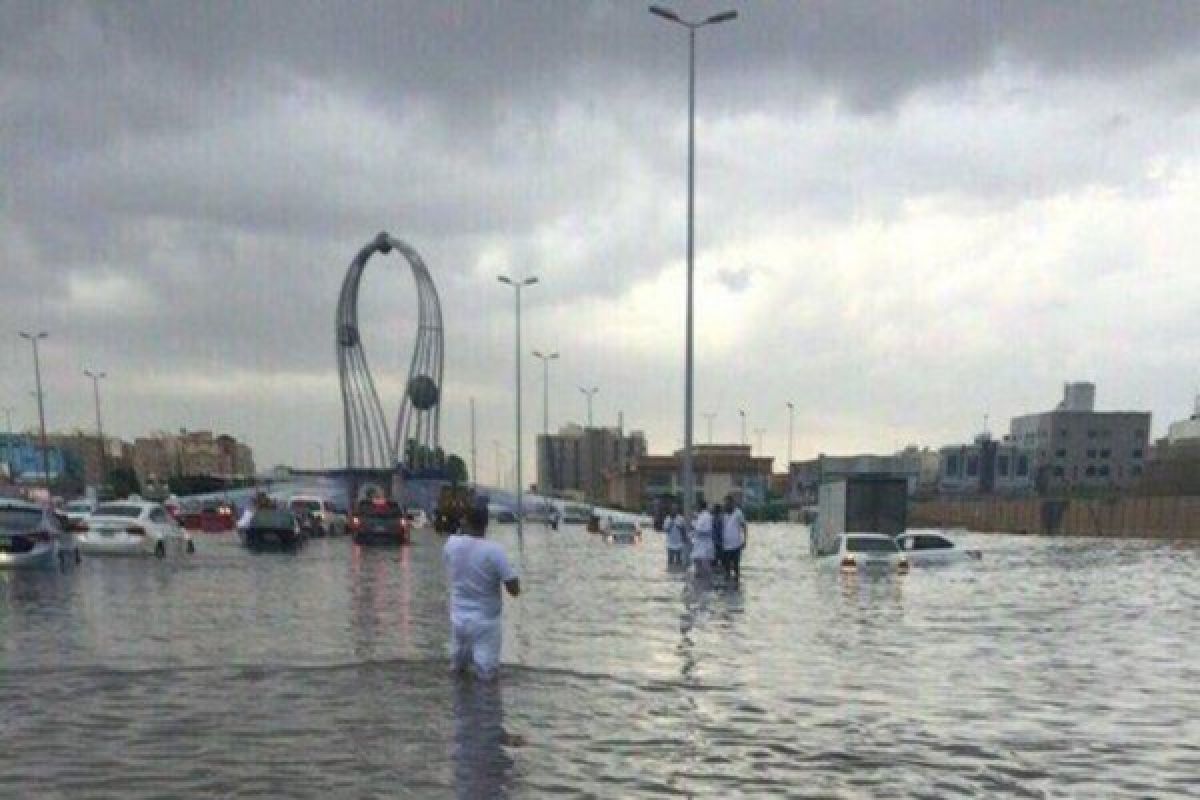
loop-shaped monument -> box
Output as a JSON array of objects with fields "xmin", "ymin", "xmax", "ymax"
[{"xmin": 336, "ymin": 232, "xmax": 444, "ymax": 470}]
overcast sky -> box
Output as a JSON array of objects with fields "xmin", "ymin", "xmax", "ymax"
[{"xmin": 2, "ymin": 1, "xmax": 1198, "ymax": 481}]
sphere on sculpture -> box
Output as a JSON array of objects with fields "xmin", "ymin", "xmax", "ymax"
[{"xmin": 408, "ymin": 375, "xmax": 440, "ymax": 411}]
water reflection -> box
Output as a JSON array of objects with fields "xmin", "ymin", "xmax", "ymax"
[{"xmin": 451, "ymin": 679, "xmax": 513, "ymax": 799}]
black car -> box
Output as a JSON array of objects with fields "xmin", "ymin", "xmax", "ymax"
[
  {"xmin": 238, "ymin": 509, "xmax": 305, "ymax": 551},
  {"xmin": 350, "ymin": 501, "xmax": 410, "ymax": 546}
]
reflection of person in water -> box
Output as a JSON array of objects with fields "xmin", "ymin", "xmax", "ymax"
[{"xmin": 452, "ymin": 679, "xmax": 515, "ymax": 798}]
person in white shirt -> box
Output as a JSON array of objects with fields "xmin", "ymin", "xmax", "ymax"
[
  {"xmin": 664, "ymin": 502, "xmax": 686, "ymax": 568},
  {"xmin": 691, "ymin": 500, "xmax": 715, "ymax": 578},
  {"xmin": 443, "ymin": 499, "xmax": 520, "ymax": 680},
  {"xmin": 720, "ymin": 495, "xmax": 748, "ymax": 582}
]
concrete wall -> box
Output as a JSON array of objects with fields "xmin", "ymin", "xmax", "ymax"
[{"xmin": 911, "ymin": 495, "xmax": 1200, "ymax": 538}]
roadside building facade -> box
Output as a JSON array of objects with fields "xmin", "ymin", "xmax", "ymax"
[
  {"xmin": 938, "ymin": 434, "xmax": 1034, "ymax": 495},
  {"xmin": 1009, "ymin": 383, "xmax": 1150, "ymax": 492},
  {"xmin": 133, "ymin": 430, "xmax": 256, "ymax": 493},
  {"xmin": 604, "ymin": 444, "xmax": 773, "ymax": 511},
  {"xmin": 788, "ymin": 447, "xmax": 934, "ymax": 505},
  {"xmin": 536, "ymin": 424, "xmax": 647, "ymax": 503}
]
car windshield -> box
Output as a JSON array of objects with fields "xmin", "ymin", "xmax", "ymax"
[
  {"xmin": 93, "ymin": 504, "xmax": 144, "ymax": 519},
  {"xmin": 846, "ymin": 536, "xmax": 899, "ymax": 554},
  {"xmin": 610, "ymin": 521, "xmax": 635, "ymax": 532},
  {"xmin": 291, "ymin": 500, "xmax": 321, "ymax": 511},
  {"xmin": 0, "ymin": 508, "xmax": 43, "ymax": 533}
]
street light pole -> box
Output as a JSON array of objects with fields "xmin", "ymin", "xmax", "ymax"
[
  {"xmin": 532, "ymin": 351, "xmax": 560, "ymax": 436},
  {"xmin": 703, "ymin": 411, "xmax": 716, "ymax": 444},
  {"xmin": 649, "ymin": 4, "xmax": 737, "ymax": 521},
  {"xmin": 738, "ymin": 408, "xmax": 747, "ymax": 446},
  {"xmin": 498, "ymin": 274, "xmax": 539, "ymax": 538},
  {"xmin": 786, "ymin": 401, "xmax": 794, "ymax": 466},
  {"xmin": 19, "ymin": 332, "xmax": 50, "ymax": 491},
  {"xmin": 84, "ymin": 369, "xmax": 107, "ymax": 489},
  {"xmin": 578, "ymin": 386, "xmax": 598, "ymax": 428}
]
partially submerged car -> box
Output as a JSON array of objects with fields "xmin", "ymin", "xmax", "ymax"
[
  {"xmin": 239, "ymin": 509, "xmax": 305, "ymax": 551},
  {"xmin": 78, "ymin": 501, "xmax": 195, "ymax": 558},
  {"xmin": 0, "ymin": 498, "xmax": 81, "ymax": 571},
  {"xmin": 832, "ymin": 533, "xmax": 909, "ymax": 574},
  {"xmin": 603, "ymin": 518, "xmax": 643, "ymax": 545},
  {"xmin": 288, "ymin": 494, "xmax": 345, "ymax": 536},
  {"xmin": 350, "ymin": 501, "xmax": 411, "ymax": 546},
  {"xmin": 894, "ymin": 532, "xmax": 982, "ymax": 565}
]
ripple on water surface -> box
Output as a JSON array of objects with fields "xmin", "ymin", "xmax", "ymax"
[{"xmin": 1, "ymin": 527, "xmax": 1197, "ymax": 797}]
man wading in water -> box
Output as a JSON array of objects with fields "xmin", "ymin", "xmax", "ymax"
[{"xmin": 443, "ymin": 498, "xmax": 520, "ymax": 680}]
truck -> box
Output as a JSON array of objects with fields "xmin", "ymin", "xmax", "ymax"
[{"xmin": 809, "ymin": 474, "xmax": 908, "ymax": 558}]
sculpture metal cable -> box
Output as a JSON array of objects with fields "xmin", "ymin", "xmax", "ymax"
[{"xmin": 336, "ymin": 232, "xmax": 444, "ymax": 470}]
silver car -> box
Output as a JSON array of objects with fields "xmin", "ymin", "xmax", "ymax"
[{"xmin": 0, "ymin": 498, "xmax": 81, "ymax": 571}]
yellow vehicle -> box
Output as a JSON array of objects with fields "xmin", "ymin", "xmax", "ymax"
[{"xmin": 433, "ymin": 484, "xmax": 474, "ymax": 534}]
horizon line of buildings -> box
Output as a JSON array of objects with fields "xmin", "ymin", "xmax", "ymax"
[{"xmin": 533, "ymin": 382, "xmax": 1200, "ymax": 511}]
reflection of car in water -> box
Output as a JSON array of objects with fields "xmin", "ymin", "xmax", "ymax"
[
  {"xmin": 351, "ymin": 501, "xmax": 411, "ymax": 546},
  {"xmin": 894, "ymin": 532, "xmax": 982, "ymax": 565},
  {"xmin": 78, "ymin": 501, "xmax": 196, "ymax": 558},
  {"xmin": 603, "ymin": 518, "xmax": 643, "ymax": 545},
  {"xmin": 0, "ymin": 499, "xmax": 81, "ymax": 571},
  {"xmin": 239, "ymin": 509, "xmax": 305, "ymax": 551}
]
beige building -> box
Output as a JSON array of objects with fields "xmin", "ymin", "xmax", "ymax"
[
  {"xmin": 46, "ymin": 431, "xmax": 133, "ymax": 488},
  {"xmin": 133, "ymin": 430, "xmax": 255, "ymax": 491},
  {"xmin": 537, "ymin": 424, "xmax": 647, "ymax": 503},
  {"xmin": 604, "ymin": 444, "xmax": 773, "ymax": 511}
]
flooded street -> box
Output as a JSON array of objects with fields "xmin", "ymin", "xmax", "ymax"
[{"xmin": 2, "ymin": 525, "xmax": 1197, "ymax": 798}]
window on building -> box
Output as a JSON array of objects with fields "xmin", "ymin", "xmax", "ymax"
[
  {"xmin": 1098, "ymin": 465, "xmax": 1110, "ymax": 477},
  {"xmin": 1132, "ymin": 449, "xmax": 1143, "ymax": 460},
  {"xmin": 1059, "ymin": 428, "xmax": 1068, "ymax": 438},
  {"xmin": 997, "ymin": 455, "xmax": 1010, "ymax": 476},
  {"xmin": 1102, "ymin": 429, "xmax": 1112, "ymax": 439},
  {"xmin": 1100, "ymin": 449, "xmax": 1110, "ymax": 458},
  {"xmin": 1072, "ymin": 466, "xmax": 1079, "ymax": 479},
  {"xmin": 1087, "ymin": 430, "xmax": 1097, "ymax": 439},
  {"xmin": 966, "ymin": 455, "xmax": 979, "ymax": 477},
  {"xmin": 1053, "ymin": 466, "xmax": 1065, "ymax": 478},
  {"xmin": 945, "ymin": 454, "xmax": 959, "ymax": 476},
  {"xmin": 1086, "ymin": 449, "xmax": 1097, "ymax": 459},
  {"xmin": 1017, "ymin": 455, "xmax": 1029, "ymax": 476},
  {"xmin": 1134, "ymin": 429, "xmax": 1145, "ymax": 439},
  {"xmin": 1055, "ymin": 449, "xmax": 1067, "ymax": 459},
  {"xmin": 1085, "ymin": 466, "xmax": 1096, "ymax": 477}
]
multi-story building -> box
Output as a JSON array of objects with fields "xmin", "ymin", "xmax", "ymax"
[
  {"xmin": 536, "ymin": 424, "xmax": 647, "ymax": 503},
  {"xmin": 1009, "ymin": 382, "xmax": 1150, "ymax": 492},
  {"xmin": 938, "ymin": 434, "xmax": 1034, "ymax": 495},
  {"xmin": 133, "ymin": 430, "xmax": 255, "ymax": 492},
  {"xmin": 788, "ymin": 447, "xmax": 935, "ymax": 505},
  {"xmin": 45, "ymin": 432, "xmax": 133, "ymax": 488},
  {"xmin": 604, "ymin": 444, "xmax": 773, "ymax": 511}
]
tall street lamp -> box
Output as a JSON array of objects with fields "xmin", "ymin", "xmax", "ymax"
[
  {"xmin": 649, "ymin": 4, "xmax": 738, "ymax": 520},
  {"xmin": 84, "ymin": 369, "xmax": 107, "ymax": 489},
  {"xmin": 498, "ymin": 274, "xmax": 538, "ymax": 538},
  {"xmin": 786, "ymin": 401, "xmax": 796, "ymax": 465},
  {"xmin": 18, "ymin": 331, "xmax": 50, "ymax": 490},
  {"xmin": 532, "ymin": 351, "xmax": 560, "ymax": 436},
  {"xmin": 578, "ymin": 386, "xmax": 599, "ymax": 428}
]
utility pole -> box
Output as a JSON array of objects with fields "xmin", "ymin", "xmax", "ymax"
[
  {"xmin": 84, "ymin": 369, "xmax": 107, "ymax": 489},
  {"xmin": 19, "ymin": 331, "xmax": 50, "ymax": 490},
  {"xmin": 469, "ymin": 396, "xmax": 477, "ymax": 484}
]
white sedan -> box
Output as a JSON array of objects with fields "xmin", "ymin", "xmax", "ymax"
[
  {"xmin": 895, "ymin": 531, "xmax": 982, "ymax": 566},
  {"xmin": 78, "ymin": 501, "xmax": 195, "ymax": 558},
  {"xmin": 830, "ymin": 533, "xmax": 910, "ymax": 573}
]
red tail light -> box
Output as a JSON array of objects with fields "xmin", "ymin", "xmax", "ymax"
[
  {"xmin": 840, "ymin": 556, "xmax": 857, "ymax": 569},
  {"xmin": 126, "ymin": 525, "xmax": 147, "ymax": 536}
]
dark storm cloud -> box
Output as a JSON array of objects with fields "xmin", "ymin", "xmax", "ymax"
[{"xmin": 1, "ymin": 1, "xmax": 1197, "ymax": 466}]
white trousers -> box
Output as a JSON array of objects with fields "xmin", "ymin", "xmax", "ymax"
[{"xmin": 450, "ymin": 615, "xmax": 504, "ymax": 680}]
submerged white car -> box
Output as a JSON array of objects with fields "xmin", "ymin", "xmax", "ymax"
[
  {"xmin": 78, "ymin": 501, "xmax": 195, "ymax": 558},
  {"xmin": 0, "ymin": 499, "xmax": 81, "ymax": 571},
  {"xmin": 894, "ymin": 532, "xmax": 982, "ymax": 565},
  {"xmin": 832, "ymin": 533, "xmax": 909, "ymax": 573}
]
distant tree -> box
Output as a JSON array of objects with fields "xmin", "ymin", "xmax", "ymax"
[
  {"xmin": 107, "ymin": 466, "xmax": 142, "ymax": 498},
  {"xmin": 446, "ymin": 454, "xmax": 468, "ymax": 485}
]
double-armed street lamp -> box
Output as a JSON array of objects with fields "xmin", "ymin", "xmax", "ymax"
[
  {"xmin": 18, "ymin": 331, "xmax": 50, "ymax": 489},
  {"xmin": 578, "ymin": 386, "xmax": 599, "ymax": 428},
  {"xmin": 84, "ymin": 369, "xmax": 107, "ymax": 488},
  {"xmin": 498, "ymin": 274, "xmax": 539, "ymax": 538},
  {"xmin": 649, "ymin": 4, "xmax": 738, "ymax": 520},
  {"xmin": 532, "ymin": 351, "xmax": 560, "ymax": 436}
]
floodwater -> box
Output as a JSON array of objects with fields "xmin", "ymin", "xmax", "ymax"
[{"xmin": 1, "ymin": 525, "xmax": 1197, "ymax": 798}]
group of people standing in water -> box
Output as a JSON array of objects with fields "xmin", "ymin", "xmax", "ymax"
[{"xmin": 662, "ymin": 495, "xmax": 748, "ymax": 582}]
